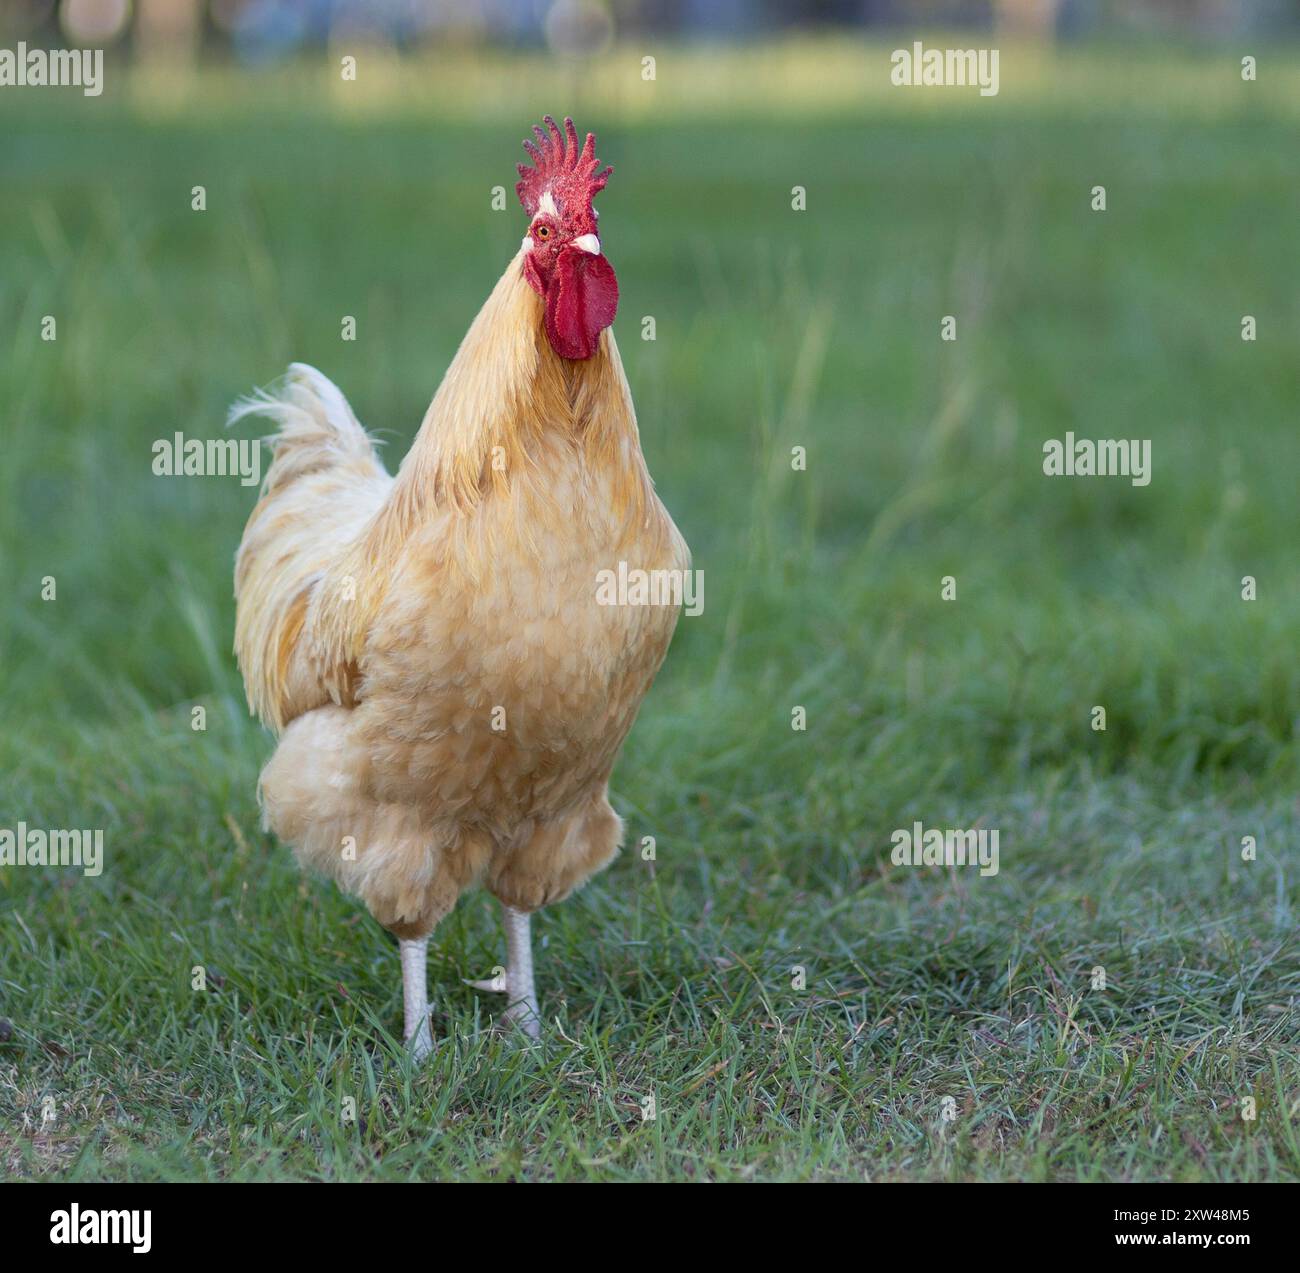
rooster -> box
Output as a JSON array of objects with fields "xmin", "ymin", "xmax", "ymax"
[{"xmin": 231, "ymin": 118, "xmax": 688, "ymax": 1058}]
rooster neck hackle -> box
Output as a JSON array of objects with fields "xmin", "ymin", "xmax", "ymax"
[
  {"xmin": 399, "ymin": 246, "xmax": 649, "ymax": 526},
  {"xmin": 306, "ymin": 249, "xmax": 663, "ymax": 693}
]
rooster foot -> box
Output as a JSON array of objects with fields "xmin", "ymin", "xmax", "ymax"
[{"xmin": 464, "ymin": 968, "xmax": 541, "ymax": 1040}]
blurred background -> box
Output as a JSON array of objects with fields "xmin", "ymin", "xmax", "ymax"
[
  {"xmin": 3, "ymin": 0, "xmax": 1300, "ymax": 62},
  {"xmin": 1, "ymin": 0, "xmax": 1298, "ymax": 1181}
]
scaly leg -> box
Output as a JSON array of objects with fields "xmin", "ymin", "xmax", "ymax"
[
  {"xmin": 400, "ymin": 936, "xmax": 434, "ymax": 1061},
  {"xmin": 466, "ymin": 904, "xmax": 540, "ymax": 1039},
  {"xmin": 500, "ymin": 905, "xmax": 540, "ymax": 1037}
]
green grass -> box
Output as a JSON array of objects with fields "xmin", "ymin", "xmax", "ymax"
[{"xmin": 1, "ymin": 38, "xmax": 1297, "ymax": 1181}]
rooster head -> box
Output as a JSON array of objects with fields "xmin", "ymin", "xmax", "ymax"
[{"xmin": 516, "ymin": 116, "xmax": 618, "ymax": 362}]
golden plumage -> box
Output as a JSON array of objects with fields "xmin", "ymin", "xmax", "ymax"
[{"xmin": 232, "ymin": 248, "xmax": 688, "ymax": 941}]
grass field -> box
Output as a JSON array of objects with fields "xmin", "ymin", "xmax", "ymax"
[{"xmin": 1, "ymin": 37, "xmax": 1298, "ymax": 1182}]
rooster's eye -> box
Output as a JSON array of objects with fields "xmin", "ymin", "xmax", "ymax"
[{"xmin": 535, "ymin": 225, "xmax": 551, "ymax": 240}]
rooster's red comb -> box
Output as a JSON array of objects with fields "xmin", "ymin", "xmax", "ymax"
[{"xmin": 516, "ymin": 116, "xmax": 612, "ymax": 219}]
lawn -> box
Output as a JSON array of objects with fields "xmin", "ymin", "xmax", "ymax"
[{"xmin": 0, "ymin": 36, "xmax": 1297, "ymax": 1181}]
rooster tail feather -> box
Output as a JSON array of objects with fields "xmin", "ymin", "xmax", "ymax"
[
  {"xmin": 232, "ymin": 365, "xmax": 392, "ymax": 732},
  {"xmin": 227, "ymin": 362, "xmax": 384, "ymax": 494}
]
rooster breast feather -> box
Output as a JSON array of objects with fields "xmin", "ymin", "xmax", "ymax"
[{"xmin": 231, "ymin": 363, "xmax": 393, "ymax": 732}]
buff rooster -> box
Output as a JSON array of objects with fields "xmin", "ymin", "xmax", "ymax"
[{"xmin": 230, "ymin": 118, "xmax": 688, "ymax": 1058}]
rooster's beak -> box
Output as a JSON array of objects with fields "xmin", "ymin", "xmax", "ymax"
[{"xmin": 571, "ymin": 234, "xmax": 601, "ymax": 255}]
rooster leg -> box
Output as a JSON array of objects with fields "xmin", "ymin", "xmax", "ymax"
[
  {"xmin": 466, "ymin": 904, "xmax": 540, "ymax": 1039},
  {"xmin": 499, "ymin": 905, "xmax": 541, "ymax": 1038},
  {"xmin": 399, "ymin": 936, "xmax": 434, "ymax": 1061}
]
